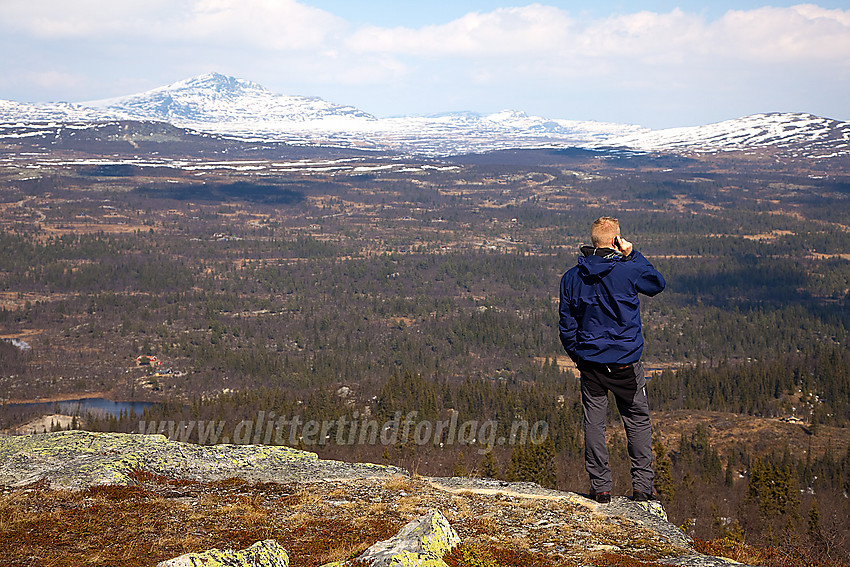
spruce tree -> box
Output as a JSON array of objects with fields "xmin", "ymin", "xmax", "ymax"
[
  {"xmin": 505, "ymin": 445, "xmax": 524, "ymax": 482},
  {"xmin": 531, "ymin": 436, "xmax": 558, "ymax": 488},
  {"xmin": 807, "ymin": 498, "xmax": 820, "ymax": 539},
  {"xmin": 653, "ymin": 441, "xmax": 675, "ymax": 500},
  {"xmin": 453, "ymin": 450, "xmax": 468, "ymax": 477},
  {"xmin": 480, "ymin": 451, "xmax": 499, "ymax": 479}
]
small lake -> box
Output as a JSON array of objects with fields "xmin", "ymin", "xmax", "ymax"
[{"xmin": 5, "ymin": 397, "xmax": 157, "ymax": 418}]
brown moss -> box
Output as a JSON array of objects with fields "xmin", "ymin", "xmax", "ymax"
[
  {"xmin": 82, "ymin": 484, "xmax": 158, "ymax": 501},
  {"xmin": 127, "ymin": 468, "xmax": 171, "ymax": 484},
  {"xmin": 285, "ymin": 515, "xmax": 406, "ymax": 567},
  {"xmin": 215, "ymin": 477, "xmax": 250, "ymax": 488}
]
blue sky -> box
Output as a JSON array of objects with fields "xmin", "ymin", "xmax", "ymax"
[
  {"xmin": 1, "ymin": 1, "xmax": 848, "ymax": 128},
  {"xmin": 308, "ymin": 0, "xmax": 850, "ymax": 25}
]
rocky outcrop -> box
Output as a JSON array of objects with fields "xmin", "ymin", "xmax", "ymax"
[
  {"xmin": 1, "ymin": 431, "xmax": 754, "ymax": 567},
  {"xmin": 602, "ymin": 497, "xmax": 691, "ymax": 550},
  {"xmin": 0, "ymin": 430, "xmax": 404, "ymax": 489},
  {"xmin": 335, "ymin": 509, "xmax": 459, "ymax": 567},
  {"xmin": 157, "ymin": 539, "xmax": 288, "ymax": 567}
]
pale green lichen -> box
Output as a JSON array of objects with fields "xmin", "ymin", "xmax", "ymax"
[
  {"xmin": 419, "ymin": 510, "xmax": 460, "ymax": 558},
  {"xmin": 635, "ymin": 501, "xmax": 668, "ymax": 522},
  {"xmin": 156, "ymin": 539, "xmax": 288, "ymax": 567},
  {"xmin": 387, "ymin": 550, "xmax": 450, "ymax": 567},
  {"xmin": 354, "ymin": 509, "xmax": 459, "ymax": 567},
  {"xmin": 0, "ymin": 430, "xmax": 400, "ymax": 490}
]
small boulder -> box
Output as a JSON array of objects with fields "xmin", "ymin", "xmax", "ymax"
[
  {"xmin": 156, "ymin": 539, "xmax": 288, "ymax": 567},
  {"xmin": 353, "ymin": 508, "xmax": 460, "ymax": 567}
]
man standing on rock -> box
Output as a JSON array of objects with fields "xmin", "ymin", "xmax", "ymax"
[{"xmin": 558, "ymin": 217, "xmax": 666, "ymax": 504}]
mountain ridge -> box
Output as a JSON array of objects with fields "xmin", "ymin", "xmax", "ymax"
[{"xmin": 2, "ymin": 72, "xmax": 848, "ymax": 158}]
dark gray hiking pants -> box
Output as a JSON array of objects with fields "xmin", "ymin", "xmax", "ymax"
[{"xmin": 579, "ymin": 360, "xmax": 654, "ymax": 494}]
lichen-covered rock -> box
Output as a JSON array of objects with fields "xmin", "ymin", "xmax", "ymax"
[
  {"xmin": 0, "ymin": 430, "xmax": 404, "ymax": 490},
  {"xmin": 353, "ymin": 509, "xmax": 460, "ymax": 567},
  {"xmin": 157, "ymin": 539, "xmax": 288, "ymax": 567},
  {"xmin": 635, "ymin": 500, "xmax": 668, "ymax": 522},
  {"xmin": 662, "ymin": 553, "xmax": 757, "ymax": 567},
  {"xmin": 602, "ymin": 496, "xmax": 691, "ymax": 550}
]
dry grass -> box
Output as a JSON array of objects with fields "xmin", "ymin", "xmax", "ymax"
[
  {"xmin": 383, "ymin": 474, "xmax": 414, "ymax": 492},
  {"xmin": 310, "ymin": 540, "xmax": 373, "ymax": 566},
  {"xmin": 395, "ymin": 494, "xmax": 428, "ymax": 517}
]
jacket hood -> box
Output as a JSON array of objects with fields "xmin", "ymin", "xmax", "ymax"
[{"xmin": 578, "ymin": 246, "xmax": 621, "ymax": 278}]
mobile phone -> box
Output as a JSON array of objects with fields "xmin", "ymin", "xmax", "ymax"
[{"xmin": 614, "ymin": 237, "xmax": 620, "ymax": 248}]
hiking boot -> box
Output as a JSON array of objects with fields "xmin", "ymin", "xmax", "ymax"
[
  {"xmin": 591, "ymin": 491, "xmax": 611, "ymax": 504},
  {"xmin": 631, "ymin": 490, "xmax": 658, "ymax": 502}
]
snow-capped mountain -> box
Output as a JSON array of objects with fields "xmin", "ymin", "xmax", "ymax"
[
  {"xmin": 599, "ymin": 113, "xmax": 850, "ymax": 158},
  {"xmin": 365, "ymin": 111, "xmax": 646, "ymax": 154},
  {"xmin": 0, "ymin": 73, "xmax": 646, "ymax": 154},
  {"xmin": 1, "ymin": 73, "xmax": 848, "ymax": 158},
  {"xmin": 83, "ymin": 73, "xmax": 647, "ymax": 153},
  {"xmin": 84, "ymin": 73, "xmax": 375, "ymax": 126},
  {"xmin": 0, "ymin": 99, "xmax": 120, "ymax": 123}
]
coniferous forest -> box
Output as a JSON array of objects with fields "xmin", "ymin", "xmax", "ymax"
[{"xmin": 1, "ymin": 136, "xmax": 849, "ymax": 563}]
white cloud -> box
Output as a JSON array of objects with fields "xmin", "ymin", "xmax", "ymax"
[
  {"xmin": 711, "ymin": 5, "xmax": 850, "ymax": 63},
  {"xmin": 1, "ymin": 0, "xmax": 175, "ymax": 37},
  {"xmin": 347, "ymin": 4, "xmax": 574, "ymax": 56},
  {"xmin": 182, "ymin": 0, "xmax": 346, "ymax": 50},
  {"xmin": 0, "ymin": 0, "xmax": 345, "ymax": 50},
  {"xmin": 343, "ymin": 3, "xmax": 850, "ymax": 71},
  {"xmin": 4, "ymin": 2, "xmax": 847, "ymax": 65},
  {"xmin": 577, "ymin": 9, "xmax": 707, "ymax": 63}
]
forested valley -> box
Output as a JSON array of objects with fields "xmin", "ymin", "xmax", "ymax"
[{"xmin": 1, "ymin": 144, "xmax": 849, "ymax": 564}]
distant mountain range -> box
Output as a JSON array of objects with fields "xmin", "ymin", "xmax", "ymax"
[{"xmin": 2, "ymin": 72, "xmax": 848, "ymax": 158}]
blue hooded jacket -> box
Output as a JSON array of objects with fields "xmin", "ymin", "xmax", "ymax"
[{"xmin": 559, "ymin": 247, "xmax": 665, "ymax": 365}]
